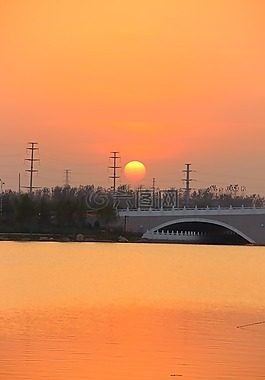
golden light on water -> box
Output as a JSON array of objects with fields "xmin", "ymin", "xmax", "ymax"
[{"xmin": 1, "ymin": 242, "xmax": 265, "ymax": 379}]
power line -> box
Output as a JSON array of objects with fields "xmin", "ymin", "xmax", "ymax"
[
  {"xmin": 24, "ymin": 142, "xmax": 40, "ymax": 193},
  {"xmin": 64, "ymin": 169, "xmax": 71, "ymax": 186},
  {"xmin": 108, "ymin": 151, "xmax": 121, "ymax": 193},
  {"xmin": 182, "ymin": 163, "xmax": 195, "ymax": 206}
]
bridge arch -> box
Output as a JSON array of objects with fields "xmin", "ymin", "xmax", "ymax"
[{"xmin": 143, "ymin": 217, "xmax": 255, "ymax": 244}]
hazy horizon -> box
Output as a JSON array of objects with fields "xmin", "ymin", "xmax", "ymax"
[{"xmin": 1, "ymin": 1, "xmax": 265, "ymax": 195}]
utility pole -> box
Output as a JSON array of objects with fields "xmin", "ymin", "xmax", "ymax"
[
  {"xmin": 25, "ymin": 142, "xmax": 40, "ymax": 193},
  {"xmin": 152, "ymin": 177, "xmax": 156, "ymax": 209},
  {"xmin": 64, "ymin": 169, "xmax": 71, "ymax": 187},
  {"xmin": 108, "ymin": 151, "xmax": 121, "ymax": 193},
  {"xmin": 182, "ymin": 163, "xmax": 195, "ymax": 207},
  {"xmin": 18, "ymin": 173, "xmax": 21, "ymax": 194},
  {"xmin": 0, "ymin": 178, "xmax": 5, "ymax": 215}
]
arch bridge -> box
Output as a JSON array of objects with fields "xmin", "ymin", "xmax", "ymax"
[{"xmin": 119, "ymin": 206, "xmax": 265, "ymax": 245}]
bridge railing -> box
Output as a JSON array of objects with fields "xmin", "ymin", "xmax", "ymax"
[
  {"xmin": 118, "ymin": 205, "xmax": 265, "ymax": 217},
  {"xmin": 143, "ymin": 229, "xmax": 203, "ymax": 241},
  {"xmin": 119, "ymin": 205, "xmax": 264, "ymax": 212}
]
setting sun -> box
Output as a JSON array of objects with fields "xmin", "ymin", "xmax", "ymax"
[{"xmin": 124, "ymin": 161, "xmax": 146, "ymax": 183}]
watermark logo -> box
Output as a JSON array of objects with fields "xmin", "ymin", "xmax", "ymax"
[{"xmin": 86, "ymin": 189, "xmax": 110, "ymax": 210}]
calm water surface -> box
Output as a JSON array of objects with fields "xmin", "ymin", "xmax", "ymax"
[{"xmin": 0, "ymin": 242, "xmax": 265, "ymax": 379}]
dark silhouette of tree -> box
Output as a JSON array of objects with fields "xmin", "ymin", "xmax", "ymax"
[{"xmin": 0, "ymin": 184, "xmax": 264, "ymax": 235}]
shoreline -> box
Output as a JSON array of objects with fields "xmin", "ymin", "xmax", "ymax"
[
  {"xmin": 0, "ymin": 233, "xmax": 261, "ymax": 246},
  {"xmin": 0, "ymin": 232, "xmax": 143, "ymax": 243}
]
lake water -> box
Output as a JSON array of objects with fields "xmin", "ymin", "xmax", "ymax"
[{"xmin": 0, "ymin": 242, "xmax": 265, "ymax": 379}]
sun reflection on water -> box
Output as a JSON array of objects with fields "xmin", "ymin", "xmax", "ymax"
[{"xmin": 0, "ymin": 242, "xmax": 265, "ymax": 379}]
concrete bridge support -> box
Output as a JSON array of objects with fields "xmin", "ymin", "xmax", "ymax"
[{"xmin": 119, "ymin": 206, "xmax": 265, "ymax": 245}]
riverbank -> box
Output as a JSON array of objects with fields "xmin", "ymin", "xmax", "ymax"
[{"xmin": 0, "ymin": 232, "xmax": 143, "ymax": 243}]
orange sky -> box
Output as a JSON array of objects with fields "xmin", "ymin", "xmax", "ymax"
[{"xmin": 0, "ymin": 0, "xmax": 265, "ymax": 194}]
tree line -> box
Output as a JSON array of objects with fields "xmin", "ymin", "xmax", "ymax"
[{"xmin": 0, "ymin": 184, "xmax": 264, "ymax": 234}]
